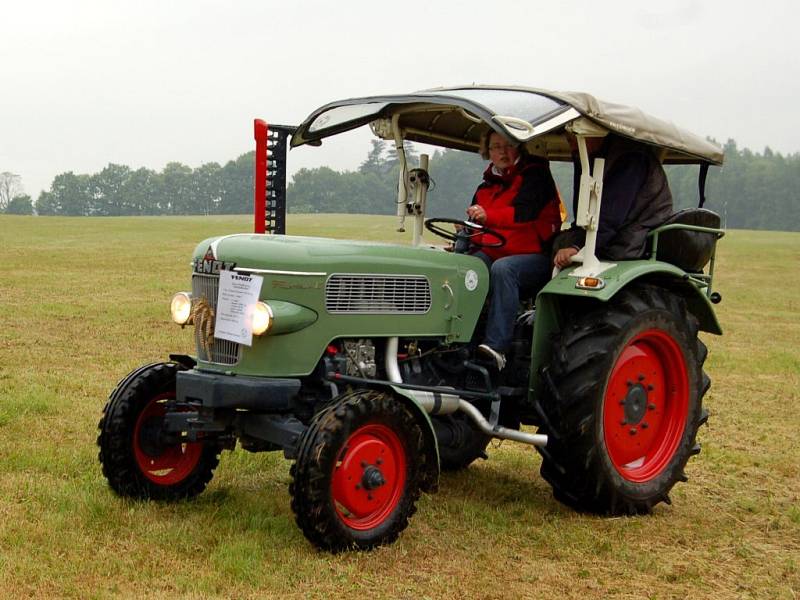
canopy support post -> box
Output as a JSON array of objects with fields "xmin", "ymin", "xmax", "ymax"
[
  {"xmin": 392, "ymin": 114, "xmax": 409, "ymax": 233},
  {"xmin": 570, "ymin": 133, "xmax": 607, "ymax": 276}
]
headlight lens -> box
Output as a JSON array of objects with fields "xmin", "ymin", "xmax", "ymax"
[
  {"xmin": 250, "ymin": 301, "xmax": 273, "ymax": 335},
  {"xmin": 170, "ymin": 292, "xmax": 193, "ymax": 325}
]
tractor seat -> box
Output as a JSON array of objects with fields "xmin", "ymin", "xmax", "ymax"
[{"xmin": 653, "ymin": 208, "xmax": 722, "ymax": 272}]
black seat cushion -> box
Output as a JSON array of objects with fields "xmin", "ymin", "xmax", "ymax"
[{"xmin": 655, "ymin": 208, "xmax": 721, "ymax": 272}]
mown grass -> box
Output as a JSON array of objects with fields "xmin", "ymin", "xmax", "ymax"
[{"xmin": 0, "ymin": 214, "xmax": 798, "ymax": 599}]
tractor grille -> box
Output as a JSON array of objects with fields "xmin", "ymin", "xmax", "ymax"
[
  {"xmin": 325, "ymin": 274, "xmax": 431, "ymax": 314},
  {"xmin": 191, "ymin": 273, "xmax": 241, "ymax": 365}
]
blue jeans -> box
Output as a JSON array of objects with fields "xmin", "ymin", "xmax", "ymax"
[{"xmin": 473, "ymin": 252, "xmax": 551, "ymax": 352}]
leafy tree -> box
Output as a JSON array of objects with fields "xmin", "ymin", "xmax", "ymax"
[
  {"xmin": 6, "ymin": 194, "xmax": 33, "ymax": 215},
  {"xmin": 359, "ymin": 140, "xmax": 388, "ymax": 176},
  {"xmin": 193, "ymin": 162, "xmax": 223, "ymax": 215},
  {"xmin": 219, "ymin": 152, "xmax": 254, "ymax": 214},
  {"xmin": 289, "ymin": 167, "xmax": 347, "ymax": 213},
  {"xmin": 41, "ymin": 172, "xmax": 93, "ymax": 216},
  {"xmin": 161, "ymin": 162, "xmax": 194, "ymax": 214},
  {"xmin": 91, "ymin": 164, "xmax": 132, "ymax": 216},
  {"xmin": 126, "ymin": 167, "xmax": 161, "ymax": 215},
  {"xmin": 35, "ymin": 191, "xmax": 59, "ymax": 215}
]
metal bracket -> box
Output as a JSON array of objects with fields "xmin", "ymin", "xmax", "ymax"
[
  {"xmin": 571, "ymin": 134, "xmax": 606, "ymax": 277},
  {"xmin": 240, "ymin": 414, "xmax": 307, "ymax": 459}
]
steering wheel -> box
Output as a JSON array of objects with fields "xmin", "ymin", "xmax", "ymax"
[{"xmin": 425, "ymin": 218, "xmax": 506, "ymax": 252}]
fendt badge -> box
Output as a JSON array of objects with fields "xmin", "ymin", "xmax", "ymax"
[{"xmin": 193, "ymin": 245, "xmax": 236, "ymax": 274}]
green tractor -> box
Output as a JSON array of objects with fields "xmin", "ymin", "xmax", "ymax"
[{"xmin": 98, "ymin": 86, "xmax": 725, "ymax": 551}]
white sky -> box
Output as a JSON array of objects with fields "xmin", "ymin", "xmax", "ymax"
[{"xmin": 1, "ymin": 0, "xmax": 798, "ymax": 200}]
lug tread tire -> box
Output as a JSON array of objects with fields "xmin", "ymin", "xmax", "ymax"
[
  {"xmin": 289, "ymin": 389, "xmax": 425, "ymax": 552},
  {"xmin": 97, "ymin": 362, "xmax": 220, "ymax": 500},
  {"xmin": 537, "ymin": 284, "xmax": 710, "ymax": 515}
]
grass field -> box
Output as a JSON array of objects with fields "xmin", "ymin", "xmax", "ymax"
[{"xmin": 1, "ymin": 214, "xmax": 798, "ymax": 599}]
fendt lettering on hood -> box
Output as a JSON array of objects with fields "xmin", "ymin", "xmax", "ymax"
[{"xmin": 193, "ymin": 245, "xmax": 236, "ymax": 274}]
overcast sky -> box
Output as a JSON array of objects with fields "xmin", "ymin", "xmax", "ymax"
[{"xmin": 2, "ymin": 0, "xmax": 797, "ymax": 200}]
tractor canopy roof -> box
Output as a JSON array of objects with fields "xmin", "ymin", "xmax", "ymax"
[{"xmin": 291, "ymin": 85, "xmax": 723, "ymax": 165}]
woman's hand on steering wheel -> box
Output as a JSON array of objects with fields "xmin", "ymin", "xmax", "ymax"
[
  {"xmin": 424, "ymin": 217, "xmax": 506, "ymax": 251},
  {"xmin": 465, "ymin": 204, "xmax": 487, "ymax": 224}
]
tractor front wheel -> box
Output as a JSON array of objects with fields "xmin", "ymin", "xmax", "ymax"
[
  {"xmin": 290, "ymin": 390, "xmax": 426, "ymax": 551},
  {"xmin": 98, "ymin": 362, "xmax": 220, "ymax": 500},
  {"xmin": 537, "ymin": 285, "xmax": 710, "ymax": 514}
]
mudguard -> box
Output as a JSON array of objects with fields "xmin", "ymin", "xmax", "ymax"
[
  {"xmin": 529, "ymin": 259, "xmax": 722, "ymax": 401},
  {"xmin": 388, "ymin": 384, "xmax": 441, "ymax": 492}
]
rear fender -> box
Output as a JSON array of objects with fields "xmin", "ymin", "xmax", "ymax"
[{"xmin": 530, "ymin": 260, "xmax": 721, "ymax": 400}]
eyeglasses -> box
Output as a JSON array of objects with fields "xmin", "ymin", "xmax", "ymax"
[{"xmin": 488, "ymin": 143, "xmax": 516, "ymax": 153}]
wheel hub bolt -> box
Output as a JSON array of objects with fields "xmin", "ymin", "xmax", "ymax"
[
  {"xmin": 641, "ymin": 422, "xmax": 649, "ymax": 429},
  {"xmin": 361, "ymin": 465, "xmax": 386, "ymax": 491},
  {"xmin": 648, "ymin": 403, "xmax": 656, "ymax": 410},
  {"xmin": 623, "ymin": 384, "xmax": 648, "ymax": 425},
  {"xmin": 629, "ymin": 427, "xmax": 638, "ymax": 435}
]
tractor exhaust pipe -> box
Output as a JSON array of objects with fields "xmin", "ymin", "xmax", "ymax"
[
  {"xmin": 384, "ymin": 338, "xmax": 547, "ymax": 448},
  {"xmin": 456, "ymin": 399, "xmax": 547, "ymax": 447}
]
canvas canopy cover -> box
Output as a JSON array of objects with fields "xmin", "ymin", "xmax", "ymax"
[{"xmin": 291, "ymin": 85, "xmax": 723, "ymax": 166}]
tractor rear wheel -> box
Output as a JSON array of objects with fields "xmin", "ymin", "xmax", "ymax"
[
  {"xmin": 537, "ymin": 284, "xmax": 709, "ymax": 514},
  {"xmin": 98, "ymin": 362, "xmax": 220, "ymax": 500},
  {"xmin": 290, "ymin": 389, "xmax": 425, "ymax": 551}
]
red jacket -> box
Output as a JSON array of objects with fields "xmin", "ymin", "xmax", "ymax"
[{"xmin": 471, "ymin": 157, "xmax": 563, "ymax": 261}]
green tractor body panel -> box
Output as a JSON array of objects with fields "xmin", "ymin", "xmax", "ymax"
[
  {"xmin": 191, "ymin": 234, "xmax": 489, "ymax": 377},
  {"xmin": 389, "ymin": 384, "xmax": 441, "ymax": 469},
  {"xmin": 528, "ymin": 259, "xmax": 722, "ymax": 400}
]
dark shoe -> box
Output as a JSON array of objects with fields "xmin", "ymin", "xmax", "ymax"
[{"xmin": 478, "ymin": 344, "xmax": 506, "ymax": 371}]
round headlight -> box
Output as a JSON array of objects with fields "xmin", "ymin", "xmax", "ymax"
[
  {"xmin": 170, "ymin": 292, "xmax": 193, "ymax": 325},
  {"xmin": 250, "ymin": 301, "xmax": 273, "ymax": 335}
]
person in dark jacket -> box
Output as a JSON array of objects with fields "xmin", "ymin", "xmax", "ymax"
[
  {"xmin": 468, "ymin": 131, "xmax": 563, "ymax": 370},
  {"xmin": 553, "ymin": 134, "xmax": 673, "ymax": 268}
]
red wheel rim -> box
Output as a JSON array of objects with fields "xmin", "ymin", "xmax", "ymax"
[
  {"xmin": 331, "ymin": 423, "xmax": 407, "ymax": 530},
  {"xmin": 132, "ymin": 392, "xmax": 203, "ymax": 485},
  {"xmin": 603, "ymin": 329, "xmax": 689, "ymax": 482}
]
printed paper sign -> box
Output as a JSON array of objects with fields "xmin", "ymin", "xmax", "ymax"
[{"xmin": 214, "ymin": 270, "xmax": 264, "ymax": 346}]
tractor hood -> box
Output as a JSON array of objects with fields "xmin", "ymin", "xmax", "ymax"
[
  {"xmin": 189, "ymin": 233, "xmax": 490, "ymax": 377},
  {"xmin": 191, "ymin": 233, "xmax": 476, "ymax": 276}
]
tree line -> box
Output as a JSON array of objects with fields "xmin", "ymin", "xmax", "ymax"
[
  {"xmin": 3, "ymin": 138, "xmax": 798, "ymax": 231},
  {"xmin": 32, "ymin": 155, "xmax": 254, "ymax": 216},
  {"xmin": 290, "ymin": 138, "xmax": 799, "ymax": 231}
]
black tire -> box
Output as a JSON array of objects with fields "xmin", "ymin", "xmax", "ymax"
[
  {"xmin": 98, "ymin": 362, "xmax": 220, "ymax": 500},
  {"xmin": 433, "ymin": 413, "xmax": 490, "ymax": 471},
  {"xmin": 289, "ymin": 389, "xmax": 426, "ymax": 551},
  {"xmin": 536, "ymin": 284, "xmax": 710, "ymax": 515}
]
